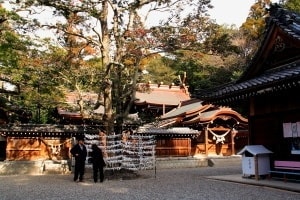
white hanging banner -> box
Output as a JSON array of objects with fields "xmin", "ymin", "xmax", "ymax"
[
  {"xmin": 296, "ymin": 122, "xmax": 300, "ymax": 137},
  {"xmin": 283, "ymin": 123, "xmax": 292, "ymax": 138}
]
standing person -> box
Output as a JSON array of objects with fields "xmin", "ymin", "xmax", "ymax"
[
  {"xmin": 91, "ymin": 144, "xmax": 106, "ymax": 183},
  {"xmin": 70, "ymin": 136, "xmax": 87, "ymax": 182}
]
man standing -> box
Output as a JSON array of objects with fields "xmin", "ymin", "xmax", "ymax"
[
  {"xmin": 70, "ymin": 136, "xmax": 87, "ymax": 182},
  {"xmin": 91, "ymin": 144, "xmax": 106, "ymax": 183}
]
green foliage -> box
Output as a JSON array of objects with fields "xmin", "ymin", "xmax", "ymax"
[
  {"xmin": 0, "ymin": 30, "xmax": 25, "ymax": 70},
  {"xmin": 141, "ymin": 57, "xmax": 178, "ymax": 85},
  {"xmin": 0, "ymin": 0, "xmax": 257, "ymax": 125},
  {"xmin": 168, "ymin": 59, "xmax": 236, "ymax": 93},
  {"xmin": 203, "ymin": 25, "xmax": 241, "ymax": 57},
  {"xmin": 240, "ymin": 0, "xmax": 272, "ymax": 42},
  {"xmin": 282, "ymin": 0, "xmax": 300, "ymax": 12}
]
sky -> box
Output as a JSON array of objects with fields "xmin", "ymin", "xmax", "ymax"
[
  {"xmin": 143, "ymin": 0, "xmax": 280, "ymax": 28},
  {"xmin": 209, "ymin": 0, "xmax": 280, "ymax": 26},
  {"xmin": 2, "ymin": 0, "xmax": 280, "ymax": 28},
  {"xmin": 2, "ymin": 0, "xmax": 280, "ymax": 40},
  {"xmin": 209, "ymin": 0, "xmax": 256, "ymax": 26}
]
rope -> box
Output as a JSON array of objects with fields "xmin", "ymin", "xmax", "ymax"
[{"xmin": 208, "ymin": 128, "xmax": 231, "ymax": 144}]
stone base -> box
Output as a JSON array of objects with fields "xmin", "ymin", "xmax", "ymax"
[
  {"xmin": 0, "ymin": 156, "xmax": 242, "ymax": 175},
  {"xmin": 0, "ymin": 160, "xmax": 71, "ymax": 175},
  {"xmin": 207, "ymin": 155, "xmax": 242, "ymax": 167}
]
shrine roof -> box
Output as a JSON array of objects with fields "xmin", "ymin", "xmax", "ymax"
[
  {"xmin": 182, "ymin": 107, "xmax": 248, "ymax": 125},
  {"xmin": 140, "ymin": 99, "xmax": 248, "ymax": 129},
  {"xmin": 135, "ymin": 83, "xmax": 190, "ymax": 106},
  {"xmin": 64, "ymin": 91, "xmax": 99, "ymax": 105},
  {"xmin": 136, "ymin": 127, "xmax": 199, "ymax": 137},
  {"xmin": 0, "ymin": 124, "xmax": 101, "ymax": 137},
  {"xmin": 57, "ymin": 92, "xmax": 105, "ymax": 120},
  {"xmin": 0, "ymin": 77, "xmax": 19, "ymax": 94},
  {"xmin": 160, "ymin": 99, "xmax": 206, "ymax": 120},
  {"xmin": 196, "ymin": 61, "xmax": 300, "ymax": 104}
]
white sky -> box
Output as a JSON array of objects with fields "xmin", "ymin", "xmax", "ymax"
[
  {"xmin": 209, "ymin": 0, "xmax": 280, "ymax": 26},
  {"xmin": 2, "ymin": 0, "xmax": 280, "ymax": 39},
  {"xmin": 209, "ymin": 0, "xmax": 255, "ymax": 26},
  {"xmin": 2, "ymin": 0, "xmax": 280, "ymax": 27}
]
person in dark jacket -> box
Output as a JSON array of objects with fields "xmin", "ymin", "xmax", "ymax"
[
  {"xmin": 70, "ymin": 137, "xmax": 87, "ymax": 182},
  {"xmin": 91, "ymin": 144, "xmax": 106, "ymax": 183}
]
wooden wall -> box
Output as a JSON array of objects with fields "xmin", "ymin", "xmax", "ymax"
[
  {"xmin": 249, "ymin": 90, "xmax": 300, "ymax": 160},
  {"xmin": 155, "ymin": 131, "xmax": 248, "ymax": 157},
  {"xmin": 6, "ymin": 137, "xmax": 71, "ymax": 161},
  {"xmin": 156, "ymin": 138, "xmax": 191, "ymax": 157}
]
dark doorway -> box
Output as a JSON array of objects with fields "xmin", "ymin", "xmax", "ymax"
[{"xmin": 0, "ymin": 141, "xmax": 6, "ymax": 161}]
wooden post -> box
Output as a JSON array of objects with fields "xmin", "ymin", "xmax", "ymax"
[
  {"xmin": 205, "ymin": 128, "xmax": 208, "ymax": 156},
  {"xmin": 231, "ymin": 129, "xmax": 235, "ymax": 155},
  {"xmin": 188, "ymin": 138, "xmax": 191, "ymax": 156},
  {"xmin": 255, "ymin": 155, "xmax": 259, "ymax": 180}
]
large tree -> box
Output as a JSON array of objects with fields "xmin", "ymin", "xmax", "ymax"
[{"xmin": 5, "ymin": 0, "xmax": 213, "ymax": 133}]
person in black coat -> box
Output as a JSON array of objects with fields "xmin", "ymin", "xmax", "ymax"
[
  {"xmin": 91, "ymin": 144, "xmax": 106, "ymax": 183},
  {"xmin": 70, "ymin": 137, "xmax": 87, "ymax": 182}
]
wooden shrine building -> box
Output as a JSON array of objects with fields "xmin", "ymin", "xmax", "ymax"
[
  {"xmin": 196, "ymin": 5, "xmax": 300, "ymax": 165},
  {"xmin": 137, "ymin": 99, "xmax": 248, "ymax": 157},
  {"xmin": 133, "ymin": 82, "xmax": 191, "ymax": 117},
  {"xmin": 0, "ymin": 81, "xmax": 247, "ymax": 167}
]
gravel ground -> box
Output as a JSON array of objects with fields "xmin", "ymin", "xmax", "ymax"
[{"xmin": 0, "ymin": 166, "xmax": 299, "ymax": 200}]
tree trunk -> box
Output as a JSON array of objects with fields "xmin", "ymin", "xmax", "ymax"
[{"xmin": 101, "ymin": 1, "xmax": 113, "ymax": 135}]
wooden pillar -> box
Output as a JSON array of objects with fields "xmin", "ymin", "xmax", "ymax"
[
  {"xmin": 188, "ymin": 138, "xmax": 191, "ymax": 156},
  {"xmin": 205, "ymin": 128, "xmax": 208, "ymax": 156},
  {"xmin": 231, "ymin": 129, "xmax": 236, "ymax": 155}
]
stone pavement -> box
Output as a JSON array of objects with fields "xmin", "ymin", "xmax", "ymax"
[
  {"xmin": 0, "ymin": 156, "xmax": 300, "ymax": 199},
  {"xmin": 0, "ymin": 166, "xmax": 299, "ymax": 200},
  {"xmin": 206, "ymin": 173, "xmax": 300, "ymax": 193}
]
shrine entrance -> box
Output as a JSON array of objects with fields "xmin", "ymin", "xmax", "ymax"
[{"xmin": 206, "ymin": 127, "xmax": 233, "ymax": 156}]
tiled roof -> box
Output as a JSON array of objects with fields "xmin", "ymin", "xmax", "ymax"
[
  {"xmin": 138, "ymin": 99, "xmax": 248, "ymax": 132},
  {"xmin": 160, "ymin": 100, "xmax": 204, "ymax": 119},
  {"xmin": 0, "ymin": 124, "xmax": 100, "ymax": 137},
  {"xmin": 136, "ymin": 127, "xmax": 199, "ymax": 136},
  {"xmin": 0, "ymin": 77, "xmax": 19, "ymax": 94},
  {"xmin": 182, "ymin": 107, "xmax": 248, "ymax": 125},
  {"xmin": 59, "ymin": 92, "xmax": 105, "ymax": 118},
  {"xmin": 197, "ymin": 61, "xmax": 300, "ymax": 104},
  {"xmin": 64, "ymin": 91, "xmax": 99, "ymax": 105},
  {"xmin": 135, "ymin": 84, "xmax": 190, "ymax": 106},
  {"xmin": 269, "ymin": 4, "xmax": 300, "ymax": 41},
  {"xmin": 60, "ymin": 83, "xmax": 190, "ymax": 119}
]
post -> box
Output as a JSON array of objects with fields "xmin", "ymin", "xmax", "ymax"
[
  {"xmin": 231, "ymin": 129, "xmax": 236, "ymax": 155},
  {"xmin": 205, "ymin": 127, "xmax": 208, "ymax": 156},
  {"xmin": 255, "ymin": 155, "xmax": 259, "ymax": 180}
]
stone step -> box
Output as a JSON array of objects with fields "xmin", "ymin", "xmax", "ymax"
[
  {"xmin": 155, "ymin": 157, "xmax": 208, "ymax": 169},
  {"xmin": 207, "ymin": 155, "xmax": 242, "ymax": 167},
  {"xmin": 42, "ymin": 160, "xmax": 71, "ymax": 174},
  {"xmin": 0, "ymin": 156, "xmax": 243, "ymax": 175},
  {"xmin": 0, "ymin": 160, "xmax": 44, "ymax": 175}
]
